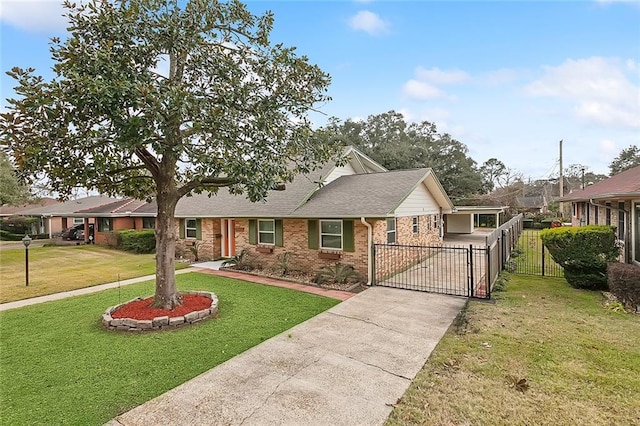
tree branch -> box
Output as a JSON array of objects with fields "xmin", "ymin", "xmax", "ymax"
[
  {"xmin": 134, "ymin": 147, "xmax": 160, "ymax": 179},
  {"xmin": 178, "ymin": 176, "xmax": 236, "ymax": 198}
]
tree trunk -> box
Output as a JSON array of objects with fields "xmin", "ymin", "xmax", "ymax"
[{"xmin": 152, "ymin": 180, "xmax": 182, "ymax": 309}]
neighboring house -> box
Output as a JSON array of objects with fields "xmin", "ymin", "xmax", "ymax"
[
  {"xmin": 0, "ymin": 198, "xmax": 59, "ymax": 218},
  {"xmin": 516, "ymin": 195, "xmax": 547, "ymax": 214},
  {"xmin": 74, "ymin": 198, "xmax": 151, "ymax": 244},
  {"xmin": 561, "ymin": 165, "xmax": 640, "ymax": 265},
  {"xmin": 133, "ymin": 146, "xmax": 455, "ymax": 281},
  {"xmin": 15, "ymin": 195, "xmax": 120, "ymax": 237}
]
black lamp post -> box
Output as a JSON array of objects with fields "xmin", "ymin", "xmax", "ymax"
[{"xmin": 22, "ymin": 234, "xmax": 31, "ymax": 286}]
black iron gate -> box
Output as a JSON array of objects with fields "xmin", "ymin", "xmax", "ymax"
[
  {"xmin": 372, "ymin": 244, "xmax": 490, "ymax": 298},
  {"xmin": 514, "ymin": 229, "xmax": 564, "ymax": 277}
]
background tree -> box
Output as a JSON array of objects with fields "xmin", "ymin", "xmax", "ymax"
[
  {"xmin": 0, "ymin": 151, "xmax": 31, "ymax": 205},
  {"xmin": 323, "ymin": 111, "xmax": 485, "ymax": 199},
  {"xmin": 480, "ymin": 158, "xmax": 507, "ymax": 192},
  {"xmin": 609, "ymin": 145, "xmax": 640, "ymax": 175},
  {"xmin": 1, "ymin": 0, "xmax": 336, "ymax": 308},
  {"xmin": 564, "ymin": 164, "xmax": 606, "ymax": 192}
]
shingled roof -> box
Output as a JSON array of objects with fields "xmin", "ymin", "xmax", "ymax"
[
  {"xmin": 16, "ymin": 196, "xmax": 121, "ymax": 216},
  {"xmin": 561, "ymin": 165, "xmax": 640, "ymax": 201},
  {"xmin": 293, "ymin": 168, "xmax": 444, "ymax": 218}
]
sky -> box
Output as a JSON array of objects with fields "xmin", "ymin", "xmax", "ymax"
[{"xmin": 0, "ymin": 0, "xmax": 639, "ymax": 182}]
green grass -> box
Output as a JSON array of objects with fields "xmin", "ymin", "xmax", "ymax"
[
  {"xmin": 0, "ymin": 245, "xmax": 188, "ymax": 303},
  {"xmin": 0, "ymin": 272, "xmax": 339, "ymax": 425},
  {"xmin": 387, "ymin": 275, "xmax": 640, "ymax": 425},
  {"xmin": 514, "ymin": 229, "xmax": 563, "ymax": 276}
]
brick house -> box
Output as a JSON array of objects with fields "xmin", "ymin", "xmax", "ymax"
[
  {"xmin": 561, "ymin": 165, "xmax": 640, "ymax": 266},
  {"xmin": 8, "ymin": 195, "xmax": 120, "ymax": 238},
  {"xmin": 132, "ymin": 146, "xmax": 455, "ymax": 282}
]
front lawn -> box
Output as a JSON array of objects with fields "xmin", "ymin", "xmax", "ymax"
[
  {"xmin": 0, "ymin": 272, "xmax": 339, "ymax": 425},
  {"xmin": 0, "ymin": 245, "xmax": 188, "ymax": 303},
  {"xmin": 387, "ymin": 275, "xmax": 640, "ymax": 425}
]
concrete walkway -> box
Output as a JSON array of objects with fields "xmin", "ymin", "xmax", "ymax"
[
  {"xmin": 0, "ymin": 266, "xmax": 354, "ymax": 312},
  {"xmin": 108, "ymin": 287, "xmax": 466, "ymax": 426},
  {"xmin": 0, "ymin": 269, "xmax": 195, "ymax": 312}
]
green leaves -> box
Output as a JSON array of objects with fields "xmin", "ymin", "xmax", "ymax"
[{"xmin": 321, "ymin": 111, "xmax": 485, "ymax": 199}]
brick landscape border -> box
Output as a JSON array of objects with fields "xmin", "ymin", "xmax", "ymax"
[{"xmin": 102, "ymin": 291, "xmax": 218, "ymax": 332}]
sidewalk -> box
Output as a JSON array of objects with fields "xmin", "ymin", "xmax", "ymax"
[
  {"xmin": 108, "ymin": 286, "xmax": 466, "ymax": 425},
  {"xmin": 0, "ymin": 267, "xmax": 353, "ymax": 312},
  {"xmin": 0, "ymin": 269, "xmax": 194, "ymax": 312}
]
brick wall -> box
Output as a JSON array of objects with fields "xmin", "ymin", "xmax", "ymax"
[
  {"xmin": 234, "ymin": 218, "xmax": 370, "ymax": 279},
  {"xmin": 373, "ymin": 214, "xmax": 442, "ymax": 282},
  {"xmin": 175, "ymin": 218, "xmax": 221, "ymax": 261}
]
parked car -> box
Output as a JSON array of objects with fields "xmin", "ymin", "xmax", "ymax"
[{"xmin": 62, "ymin": 223, "xmax": 94, "ymax": 241}]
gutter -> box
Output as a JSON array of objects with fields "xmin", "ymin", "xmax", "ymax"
[{"xmin": 360, "ymin": 217, "xmax": 373, "ymax": 286}]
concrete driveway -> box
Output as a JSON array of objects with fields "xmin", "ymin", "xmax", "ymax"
[{"xmin": 108, "ymin": 286, "xmax": 466, "ymax": 426}]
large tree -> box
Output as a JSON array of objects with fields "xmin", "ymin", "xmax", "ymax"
[
  {"xmin": 1, "ymin": 0, "xmax": 336, "ymax": 308},
  {"xmin": 609, "ymin": 145, "xmax": 640, "ymax": 175},
  {"xmin": 323, "ymin": 111, "xmax": 485, "ymax": 199},
  {"xmin": 0, "ymin": 150, "xmax": 31, "ymax": 205}
]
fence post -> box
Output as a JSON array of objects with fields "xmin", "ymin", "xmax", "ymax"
[
  {"xmin": 468, "ymin": 245, "xmax": 474, "ymax": 298},
  {"xmin": 486, "ymin": 245, "xmax": 491, "ymax": 299},
  {"xmin": 541, "ymin": 240, "xmax": 545, "ymax": 277},
  {"xmin": 371, "ymin": 244, "xmax": 376, "ymax": 285}
]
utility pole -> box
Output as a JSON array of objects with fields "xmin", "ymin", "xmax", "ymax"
[
  {"xmin": 581, "ymin": 166, "xmax": 585, "ymax": 189},
  {"xmin": 559, "ymin": 140, "xmax": 563, "ymax": 218}
]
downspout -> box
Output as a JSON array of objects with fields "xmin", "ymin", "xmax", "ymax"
[{"xmin": 360, "ymin": 217, "xmax": 373, "ymax": 286}]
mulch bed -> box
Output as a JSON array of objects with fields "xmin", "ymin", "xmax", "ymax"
[
  {"xmin": 224, "ymin": 266, "xmax": 364, "ymax": 292},
  {"xmin": 111, "ymin": 294, "xmax": 211, "ymax": 320}
]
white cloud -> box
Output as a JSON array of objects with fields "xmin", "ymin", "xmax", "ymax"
[
  {"xmin": 524, "ymin": 57, "xmax": 640, "ymax": 129},
  {"xmin": 402, "ymin": 66, "xmax": 469, "ymax": 100},
  {"xmin": 348, "ymin": 10, "xmax": 389, "ymax": 36},
  {"xmin": 0, "ymin": 0, "xmax": 68, "ymax": 33},
  {"xmin": 480, "ymin": 68, "xmax": 522, "ymax": 86},
  {"xmin": 414, "ymin": 67, "xmax": 469, "ymax": 84},
  {"xmin": 402, "ymin": 79, "xmax": 444, "ymax": 100}
]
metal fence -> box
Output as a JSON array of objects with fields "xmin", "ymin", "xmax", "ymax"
[
  {"xmin": 373, "ymin": 214, "xmax": 525, "ymax": 299},
  {"xmin": 514, "ymin": 229, "xmax": 564, "ymax": 277},
  {"xmin": 373, "ymin": 244, "xmax": 488, "ymax": 298}
]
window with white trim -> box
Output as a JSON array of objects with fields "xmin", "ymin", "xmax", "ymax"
[
  {"xmin": 142, "ymin": 217, "xmax": 155, "ymax": 229},
  {"xmin": 258, "ymin": 219, "xmax": 275, "ymax": 245},
  {"xmin": 73, "ymin": 217, "xmax": 84, "ymax": 225},
  {"xmin": 185, "ymin": 218, "xmax": 197, "ymax": 239},
  {"xmin": 412, "ymin": 216, "xmax": 419, "ymax": 234},
  {"xmin": 320, "ymin": 220, "xmax": 342, "ymax": 250},
  {"xmin": 386, "ymin": 218, "xmax": 396, "ymax": 244}
]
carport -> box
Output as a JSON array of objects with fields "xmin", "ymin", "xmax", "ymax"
[{"xmin": 445, "ymin": 206, "xmax": 505, "ymax": 234}]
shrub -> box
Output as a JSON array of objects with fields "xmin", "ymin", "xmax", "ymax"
[
  {"xmin": 315, "ymin": 263, "xmax": 361, "ymax": 285},
  {"xmin": 0, "ymin": 216, "xmax": 37, "ymax": 234},
  {"xmin": 607, "ymin": 263, "xmax": 640, "ymax": 312},
  {"xmin": 116, "ymin": 229, "xmax": 156, "ymax": 254},
  {"xmin": 0, "ymin": 229, "xmax": 23, "ymax": 241},
  {"xmin": 221, "ymin": 249, "xmax": 255, "ymax": 271},
  {"xmin": 540, "ymin": 226, "xmax": 619, "ymax": 290}
]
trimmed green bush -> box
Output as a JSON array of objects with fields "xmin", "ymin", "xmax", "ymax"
[
  {"xmin": 115, "ymin": 229, "xmax": 156, "ymax": 254},
  {"xmin": 607, "ymin": 263, "xmax": 640, "ymax": 312},
  {"xmin": 0, "ymin": 230, "xmax": 23, "ymax": 241},
  {"xmin": 540, "ymin": 226, "xmax": 619, "ymax": 290}
]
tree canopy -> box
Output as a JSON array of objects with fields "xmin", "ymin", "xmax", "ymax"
[
  {"xmin": 609, "ymin": 145, "xmax": 640, "ymax": 175},
  {"xmin": 0, "ymin": 151, "xmax": 31, "ymax": 205},
  {"xmin": 1, "ymin": 0, "xmax": 337, "ymax": 308},
  {"xmin": 321, "ymin": 111, "xmax": 486, "ymax": 199}
]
